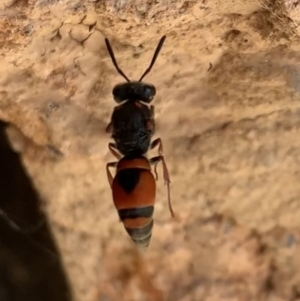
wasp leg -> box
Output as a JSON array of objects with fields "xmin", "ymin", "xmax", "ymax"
[
  {"xmin": 149, "ymin": 155, "xmax": 175, "ymax": 218},
  {"xmin": 149, "ymin": 105, "xmax": 156, "ymax": 131},
  {"xmin": 149, "ymin": 159, "xmax": 159, "ymax": 181},
  {"xmin": 108, "ymin": 142, "xmax": 122, "ymax": 160},
  {"xmin": 149, "ymin": 137, "xmax": 169, "ymax": 181},
  {"xmin": 106, "ymin": 161, "xmax": 118, "ymax": 188},
  {"xmin": 150, "ymin": 137, "xmax": 164, "ymax": 154}
]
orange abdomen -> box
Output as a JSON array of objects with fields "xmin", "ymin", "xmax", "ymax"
[{"xmin": 112, "ymin": 168, "xmax": 156, "ymax": 249}]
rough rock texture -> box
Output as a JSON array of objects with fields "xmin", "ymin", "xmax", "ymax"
[{"xmin": 1, "ymin": 0, "xmax": 300, "ymax": 300}]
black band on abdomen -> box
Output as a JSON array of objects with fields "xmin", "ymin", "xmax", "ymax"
[{"xmin": 118, "ymin": 206, "xmax": 154, "ymax": 220}]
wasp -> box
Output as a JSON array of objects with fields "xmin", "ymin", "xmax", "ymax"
[{"xmin": 104, "ymin": 35, "xmax": 175, "ymax": 249}]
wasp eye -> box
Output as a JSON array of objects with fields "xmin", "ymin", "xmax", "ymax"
[{"xmin": 144, "ymin": 87, "xmax": 153, "ymax": 97}]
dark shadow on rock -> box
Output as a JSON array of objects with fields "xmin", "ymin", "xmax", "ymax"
[{"xmin": 0, "ymin": 120, "xmax": 72, "ymax": 301}]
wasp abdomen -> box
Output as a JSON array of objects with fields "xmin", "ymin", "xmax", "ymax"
[
  {"xmin": 118, "ymin": 206, "xmax": 154, "ymax": 219},
  {"xmin": 118, "ymin": 206, "xmax": 154, "ymax": 249},
  {"xmin": 125, "ymin": 219, "xmax": 153, "ymax": 249},
  {"xmin": 116, "ymin": 168, "xmax": 141, "ymax": 193}
]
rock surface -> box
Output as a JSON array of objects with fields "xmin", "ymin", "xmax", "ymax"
[{"xmin": 1, "ymin": 0, "xmax": 300, "ymax": 300}]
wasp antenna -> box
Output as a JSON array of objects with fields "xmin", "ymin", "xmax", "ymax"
[
  {"xmin": 105, "ymin": 38, "xmax": 131, "ymax": 82},
  {"xmin": 138, "ymin": 35, "xmax": 166, "ymax": 82}
]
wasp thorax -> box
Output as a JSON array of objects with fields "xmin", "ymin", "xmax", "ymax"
[{"xmin": 113, "ymin": 81, "xmax": 156, "ymax": 103}]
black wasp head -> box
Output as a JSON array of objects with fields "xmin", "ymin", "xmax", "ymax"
[
  {"xmin": 105, "ymin": 36, "xmax": 166, "ymax": 104},
  {"xmin": 112, "ymin": 81, "xmax": 156, "ymax": 103}
]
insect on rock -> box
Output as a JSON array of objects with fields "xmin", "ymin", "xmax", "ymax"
[{"xmin": 104, "ymin": 35, "xmax": 175, "ymax": 249}]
